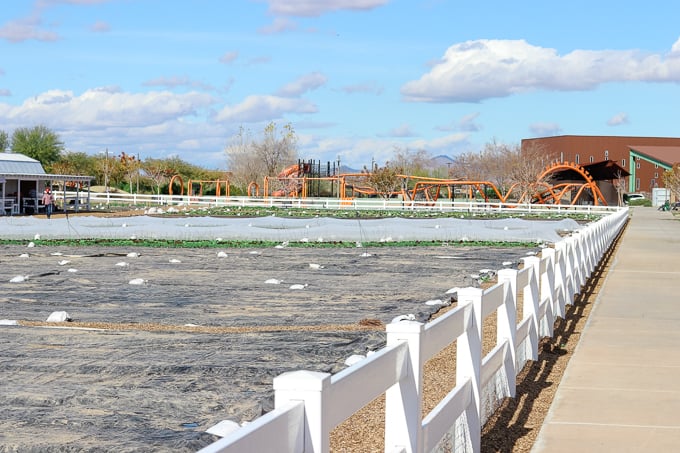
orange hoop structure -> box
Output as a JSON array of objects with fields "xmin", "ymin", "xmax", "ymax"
[
  {"xmin": 533, "ymin": 161, "xmax": 607, "ymax": 205},
  {"xmin": 168, "ymin": 174, "xmax": 184, "ymax": 196},
  {"xmin": 187, "ymin": 179, "xmax": 230, "ymax": 197},
  {"xmin": 247, "ymin": 181, "xmax": 260, "ymax": 197}
]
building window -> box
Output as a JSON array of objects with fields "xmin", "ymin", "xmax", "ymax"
[
  {"xmin": 589, "ymin": 156, "xmax": 594, "ymax": 163},
  {"xmin": 655, "ymin": 163, "xmax": 659, "ymax": 169},
  {"xmin": 636, "ymin": 162, "xmax": 641, "ymax": 169},
  {"xmin": 575, "ymin": 154, "xmax": 580, "ymax": 164},
  {"xmin": 604, "ymin": 150, "xmax": 609, "ymax": 160},
  {"xmin": 636, "ymin": 178, "xmax": 640, "ymax": 190},
  {"xmin": 655, "ymin": 172, "xmax": 659, "ymax": 178},
  {"xmin": 621, "ymin": 158, "xmax": 626, "ymax": 167}
]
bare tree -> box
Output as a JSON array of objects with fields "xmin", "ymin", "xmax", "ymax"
[
  {"xmin": 256, "ymin": 122, "xmax": 298, "ymax": 177},
  {"xmin": 391, "ymin": 146, "xmax": 433, "ymax": 177},
  {"xmin": 508, "ymin": 142, "xmax": 555, "ymax": 203},
  {"xmin": 142, "ymin": 158, "xmax": 176, "ymax": 195},
  {"xmin": 226, "ymin": 122, "xmax": 298, "ymax": 192}
]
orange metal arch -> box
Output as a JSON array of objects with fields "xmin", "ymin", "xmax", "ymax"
[
  {"xmin": 247, "ymin": 181, "xmax": 260, "ymax": 197},
  {"xmin": 169, "ymin": 174, "xmax": 184, "ymax": 196},
  {"xmin": 536, "ymin": 162, "xmax": 607, "ymax": 205}
]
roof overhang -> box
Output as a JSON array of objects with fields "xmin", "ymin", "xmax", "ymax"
[{"xmin": 0, "ymin": 173, "xmax": 94, "ymax": 183}]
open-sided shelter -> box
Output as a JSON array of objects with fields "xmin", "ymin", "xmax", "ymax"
[{"xmin": 0, "ymin": 152, "xmax": 94, "ymax": 215}]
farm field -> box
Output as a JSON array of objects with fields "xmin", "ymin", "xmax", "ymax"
[{"xmin": 0, "ymin": 243, "xmax": 535, "ymax": 451}]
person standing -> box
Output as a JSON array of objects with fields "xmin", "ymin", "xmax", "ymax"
[{"xmin": 42, "ymin": 188, "xmax": 55, "ymax": 219}]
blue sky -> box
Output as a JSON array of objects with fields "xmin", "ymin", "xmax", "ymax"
[{"xmin": 1, "ymin": 0, "xmax": 679, "ymax": 170}]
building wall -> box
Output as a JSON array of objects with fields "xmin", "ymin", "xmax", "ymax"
[{"xmin": 521, "ymin": 135, "xmax": 680, "ymax": 196}]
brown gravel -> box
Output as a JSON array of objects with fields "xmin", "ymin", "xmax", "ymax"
[{"xmin": 328, "ymin": 223, "xmax": 624, "ymax": 452}]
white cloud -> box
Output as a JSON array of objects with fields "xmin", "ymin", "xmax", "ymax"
[
  {"xmin": 214, "ymin": 95, "xmax": 318, "ymax": 122},
  {"xmin": 276, "ymin": 72, "xmax": 327, "ymax": 97},
  {"xmin": 142, "ymin": 76, "xmax": 215, "ymax": 91},
  {"xmin": 402, "ymin": 38, "xmax": 680, "ymax": 103},
  {"xmin": 385, "ymin": 123, "xmax": 415, "ymax": 138},
  {"xmin": 0, "ymin": 88, "xmax": 215, "ymax": 129},
  {"xmin": 607, "ymin": 112, "xmax": 629, "ymax": 126},
  {"xmin": 262, "ymin": 0, "xmax": 389, "ymax": 17}
]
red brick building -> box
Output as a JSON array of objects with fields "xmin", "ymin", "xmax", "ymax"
[{"xmin": 521, "ymin": 135, "xmax": 680, "ymax": 195}]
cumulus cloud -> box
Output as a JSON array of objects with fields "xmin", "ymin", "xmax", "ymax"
[
  {"xmin": 607, "ymin": 112, "xmax": 629, "ymax": 126},
  {"xmin": 0, "ymin": 88, "xmax": 215, "ymax": 129},
  {"xmin": 401, "ymin": 38, "xmax": 680, "ymax": 103},
  {"xmin": 214, "ymin": 95, "xmax": 318, "ymax": 122},
  {"xmin": 262, "ymin": 0, "xmax": 389, "ymax": 17},
  {"xmin": 529, "ymin": 122, "xmax": 562, "ymax": 137},
  {"xmin": 276, "ymin": 72, "xmax": 327, "ymax": 97}
]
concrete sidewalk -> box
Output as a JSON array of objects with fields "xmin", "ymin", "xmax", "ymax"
[{"xmin": 532, "ymin": 207, "xmax": 680, "ymax": 452}]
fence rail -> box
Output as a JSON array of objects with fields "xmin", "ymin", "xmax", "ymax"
[
  {"xmin": 65, "ymin": 191, "xmax": 622, "ymax": 215},
  {"xmin": 197, "ymin": 208, "xmax": 629, "ymax": 452}
]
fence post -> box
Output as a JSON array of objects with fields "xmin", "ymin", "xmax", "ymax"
[
  {"xmin": 539, "ymin": 250, "xmax": 556, "ymax": 337},
  {"xmin": 522, "ymin": 256, "xmax": 540, "ymax": 360},
  {"xmin": 385, "ymin": 320, "xmax": 424, "ymax": 453},
  {"xmin": 273, "ymin": 370, "xmax": 331, "ymax": 453},
  {"xmin": 497, "ymin": 269, "xmax": 517, "ymax": 398},
  {"xmin": 456, "ymin": 287, "xmax": 483, "ymax": 453}
]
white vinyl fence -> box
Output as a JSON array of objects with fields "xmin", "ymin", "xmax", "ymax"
[
  {"xmin": 198, "ymin": 208, "xmax": 629, "ymax": 453},
  {"xmin": 76, "ymin": 191, "xmax": 621, "ymax": 216}
]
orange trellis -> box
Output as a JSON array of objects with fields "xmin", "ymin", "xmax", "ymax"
[
  {"xmin": 533, "ymin": 161, "xmax": 607, "ymax": 206},
  {"xmin": 168, "ymin": 175, "xmax": 230, "ymax": 197}
]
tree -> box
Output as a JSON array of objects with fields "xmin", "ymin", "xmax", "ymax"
[
  {"xmin": 362, "ymin": 162, "xmax": 403, "ymax": 200},
  {"xmin": 450, "ymin": 140, "xmax": 556, "ymax": 202},
  {"xmin": 142, "ymin": 158, "xmax": 176, "ymax": 195},
  {"xmin": 509, "ymin": 142, "xmax": 556, "ymax": 203},
  {"xmin": 52, "ymin": 151, "xmax": 97, "ymax": 176},
  {"xmin": 0, "ymin": 130, "xmax": 9, "ymax": 152},
  {"xmin": 662, "ymin": 164, "xmax": 680, "ymax": 202},
  {"xmin": 226, "ymin": 122, "xmax": 298, "ymax": 192},
  {"xmin": 11, "ymin": 125, "xmax": 64, "ymax": 168},
  {"xmin": 391, "ymin": 146, "xmax": 433, "ymax": 177},
  {"xmin": 119, "ymin": 152, "xmax": 141, "ymax": 193}
]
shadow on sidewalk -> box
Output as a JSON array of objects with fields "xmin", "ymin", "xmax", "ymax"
[{"xmin": 480, "ymin": 218, "xmax": 628, "ymax": 452}]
